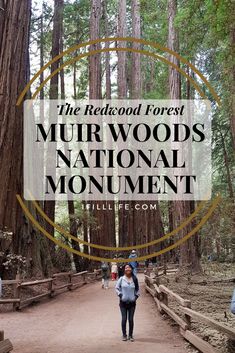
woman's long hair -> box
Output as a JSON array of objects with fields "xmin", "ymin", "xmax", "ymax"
[{"xmin": 124, "ymin": 264, "xmax": 139, "ymax": 292}]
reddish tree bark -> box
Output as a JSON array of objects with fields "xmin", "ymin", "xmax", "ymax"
[
  {"xmin": 168, "ymin": 0, "xmax": 201, "ymax": 273},
  {"xmin": 0, "ymin": 0, "xmax": 52, "ymax": 277},
  {"xmin": 117, "ymin": 0, "xmax": 127, "ymax": 99},
  {"xmin": 44, "ymin": 0, "xmax": 64, "ymax": 243},
  {"xmin": 89, "ymin": 0, "xmax": 104, "ymax": 258}
]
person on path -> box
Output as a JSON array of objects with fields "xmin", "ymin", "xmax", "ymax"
[
  {"xmin": 111, "ymin": 260, "xmax": 118, "ymax": 281},
  {"xmin": 115, "ymin": 264, "xmax": 140, "ymax": 341},
  {"xmin": 231, "ymin": 288, "xmax": 235, "ymax": 314},
  {"xmin": 128, "ymin": 250, "xmax": 138, "ymax": 276},
  {"xmin": 101, "ymin": 261, "xmax": 110, "ymax": 289},
  {"xmin": 117, "ymin": 254, "xmax": 125, "ymax": 278},
  {"xmin": 145, "ymin": 259, "xmax": 150, "ymax": 268}
]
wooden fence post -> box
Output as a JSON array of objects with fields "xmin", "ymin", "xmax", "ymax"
[
  {"xmin": 162, "ymin": 292, "xmax": 168, "ymax": 307},
  {"xmin": 68, "ymin": 273, "xmax": 72, "ymax": 290},
  {"xmin": 13, "ymin": 273, "xmax": 21, "ymax": 311},
  {"xmin": 183, "ymin": 300, "xmax": 191, "ymax": 330},
  {"xmin": 52, "ymin": 275, "xmax": 56, "ymax": 296},
  {"xmin": 163, "ymin": 263, "xmax": 167, "ymax": 275},
  {"xmin": 153, "ymin": 266, "xmax": 158, "ymax": 278},
  {"xmin": 48, "ymin": 279, "xmax": 53, "ymax": 297},
  {"xmin": 83, "ymin": 273, "xmax": 87, "ymax": 284},
  {"xmin": 184, "ymin": 312, "xmax": 191, "ymax": 330}
]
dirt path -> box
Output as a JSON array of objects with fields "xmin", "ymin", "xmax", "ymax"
[{"xmin": 1, "ymin": 275, "xmax": 188, "ymax": 353}]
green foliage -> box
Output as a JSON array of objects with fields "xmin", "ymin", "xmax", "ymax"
[
  {"xmin": 200, "ymin": 199, "xmax": 235, "ymax": 262},
  {"xmin": 29, "ymin": 0, "xmax": 234, "ymax": 263}
]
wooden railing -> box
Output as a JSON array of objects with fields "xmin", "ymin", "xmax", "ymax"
[
  {"xmin": 145, "ymin": 274, "xmax": 235, "ymax": 353},
  {"xmin": 0, "ymin": 331, "xmax": 13, "ymax": 353},
  {"xmin": 0, "ymin": 269, "xmax": 101, "ymax": 311}
]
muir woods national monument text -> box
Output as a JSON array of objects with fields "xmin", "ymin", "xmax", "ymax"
[{"xmin": 24, "ymin": 99, "xmax": 212, "ymax": 201}]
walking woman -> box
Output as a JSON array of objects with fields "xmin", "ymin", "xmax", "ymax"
[
  {"xmin": 111, "ymin": 261, "xmax": 118, "ymax": 281},
  {"xmin": 115, "ymin": 264, "xmax": 140, "ymax": 341}
]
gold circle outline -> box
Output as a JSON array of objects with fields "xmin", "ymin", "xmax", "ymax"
[
  {"xmin": 17, "ymin": 37, "xmax": 221, "ymax": 106},
  {"xmin": 31, "ymin": 47, "xmax": 207, "ymax": 102},
  {"xmin": 32, "ymin": 197, "xmax": 207, "ymax": 250},
  {"xmin": 26, "ymin": 44, "xmax": 213, "ymax": 251},
  {"xmin": 17, "ymin": 37, "xmax": 220, "ymax": 261},
  {"xmin": 17, "ymin": 194, "xmax": 221, "ymax": 262}
]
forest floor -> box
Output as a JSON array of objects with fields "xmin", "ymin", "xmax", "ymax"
[
  {"xmin": 1, "ymin": 274, "xmax": 188, "ymax": 353},
  {"xmin": 161, "ymin": 262, "xmax": 235, "ymax": 353}
]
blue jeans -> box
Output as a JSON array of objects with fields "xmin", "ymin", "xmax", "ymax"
[{"xmin": 119, "ymin": 301, "xmax": 136, "ymax": 337}]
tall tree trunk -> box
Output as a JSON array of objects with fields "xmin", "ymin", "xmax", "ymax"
[
  {"xmin": 59, "ymin": 7, "xmax": 65, "ymax": 101},
  {"xmin": 230, "ymin": 26, "xmax": 235, "ymax": 149},
  {"xmin": 117, "ymin": 0, "xmax": 127, "ymax": 99},
  {"xmin": 71, "ymin": 30, "xmax": 89, "ymax": 267},
  {"xmin": 117, "ymin": 0, "xmax": 129, "ymax": 249},
  {"xmin": 49, "ymin": 0, "xmax": 63, "ymax": 99},
  {"xmin": 0, "ymin": 1, "xmax": 5, "ymax": 42},
  {"xmin": 220, "ymin": 130, "xmax": 234, "ymax": 200},
  {"xmin": 130, "ymin": 0, "xmax": 141, "ymax": 252},
  {"xmin": 89, "ymin": 0, "xmax": 102, "ymax": 100},
  {"xmin": 58, "ymin": 0, "xmax": 83, "ymax": 271},
  {"xmin": 130, "ymin": 0, "xmax": 165, "ymax": 258},
  {"xmin": 104, "ymin": 0, "xmax": 111, "ymax": 100},
  {"xmin": 131, "ymin": 0, "xmax": 141, "ymax": 99},
  {"xmin": 89, "ymin": 0, "xmax": 103, "ymax": 258},
  {"xmin": 168, "ymin": 0, "xmax": 180, "ymax": 100},
  {"xmin": 103, "ymin": 0, "xmax": 116, "ymax": 249},
  {"xmin": 68, "ymin": 200, "xmax": 82, "ymax": 272},
  {"xmin": 168, "ymin": 0, "xmax": 201, "ymax": 273},
  {"xmin": 39, "ymin": 4, "xmax": 44, "ymax": 120},
  {"xmin": 0, "ymin": 0, "xmax": 52, "ymax": 278},
  {"xmin": 44, "ymin": 0, "xmax": 63, "ymax": 251},
  {"xmin": 167, "ymin": 0, "xmax": 180, "ymax": 241},
  {"xmin": 0, "ymin": 0, "xmax": 31, "ymax": 253}
]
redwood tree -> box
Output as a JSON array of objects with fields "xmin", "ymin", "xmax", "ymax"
[
  {"xmin": 0, "ymin": 0, "xmax": 52, "ymax": 277},
  {"xmin": 130, "ymin": 0, "xmax": 165, "ymax": 258},
  {"xmin": 103, "ymin": 0, "xmax": 116, "ymax": 249},
  {"xmin": 168, "ymin": 0, "xmax": 201, "ymax": 273},
  {"xmin": 44, "ymin": 0, "xmax": 64, "ymax": 242},
  {"xmin": 89, "ymin": 0, "xmax": 104, "ymax": 258},
  {"xmin": 117, "ymin": 0, "xmax": 129, "ymax": 248}
]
